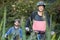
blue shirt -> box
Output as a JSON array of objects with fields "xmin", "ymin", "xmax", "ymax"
[{"xmin": 5, "ymin": 27, "xmax": 22, "ymax": 38}]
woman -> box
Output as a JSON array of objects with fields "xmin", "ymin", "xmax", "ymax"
[{"xmin": 26, "ymin": 1, "xmax": 50, "ymax": 40}]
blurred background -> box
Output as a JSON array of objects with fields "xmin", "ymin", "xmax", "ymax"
[{"xmin": 0, "ymin": 0, "xmax": 60, "ymax": 40}]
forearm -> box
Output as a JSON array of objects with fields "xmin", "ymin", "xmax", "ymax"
[
  {"xmin": 5, "ymin": 27, "xmax": 12, "ymax": 37},
  {"xmin": 25, "ymin": 18, "xmax": 30, "ymax": 27}
]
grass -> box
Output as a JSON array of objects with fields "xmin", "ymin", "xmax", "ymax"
[
  {"xmin": 1, "ymin": 7, "xmax": 6, "ymax": 40},
  {"xmin": 21, "ymin": 16, "xmax": 26, "ymax": 40},
  {"xmin": 0, "ymin": 7, "xmax": 60, "ymax": 40}
]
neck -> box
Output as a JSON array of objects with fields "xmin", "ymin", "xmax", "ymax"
[
  {"xmin": 39, "ymin": 11, "xmax": 43, "ymax": 13},
  {"xmin": 14, "ymin": 26, "xmax": 19, "ymax": 29},
  {"xmin": 38, "ymin": 11, "xmax": 44, "ymax": 16}
]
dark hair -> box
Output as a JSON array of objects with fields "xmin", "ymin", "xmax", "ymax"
[{"xmin": 14, "ymin": 19, "xmax": 20, "ymax": 23}]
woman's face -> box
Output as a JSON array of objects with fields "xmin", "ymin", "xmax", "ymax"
[{"xmin": 38, "ymin": 6, "xmax": 44, "ymax": 12}]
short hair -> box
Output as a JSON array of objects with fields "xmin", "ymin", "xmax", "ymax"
[{"xmin": 14, "ymin": 19, "xmax": 20, "ymax": 23}]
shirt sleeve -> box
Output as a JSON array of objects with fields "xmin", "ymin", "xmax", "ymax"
[
  {"xmin": 25, "ymin": 11, "xmax": 36, "ymax": 27},
  {"xmin": 5, "ymin": 27, "xmax": 12, "ymax": 36},
  {"xmin": 46, "ymin": 11, "xmax": 50, "ymax": 27},
  {"xmin": 19, "ymin": 29, "xmax": 23, "ymax": 38}
]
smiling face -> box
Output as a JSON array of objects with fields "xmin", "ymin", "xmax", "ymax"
[{"xmin": 38, "ymin": 5, "xmax": 44, "ymax": 12}]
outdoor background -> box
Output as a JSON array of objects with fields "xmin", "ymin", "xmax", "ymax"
[{"xmin": 0, "ymin": 0, "xmax": 60, "ymax": 40}]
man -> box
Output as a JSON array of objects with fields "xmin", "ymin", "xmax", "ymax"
[
  {"xmin": 25, "ymin": 1, "xmax": 50, "ymax": 40},
  {"xmin": 5, "ymin": 19, "xmax": 22, "ymax": 40}
]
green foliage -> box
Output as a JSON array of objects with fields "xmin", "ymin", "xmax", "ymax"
[
  {"xmin": 1, "ymin": 7, "xmax": 6, "ymax": 40},
  {"xmin": 21, "ymin": 16, "xmax": 26, "ymax": 40},
  {"xmin": 0, "ymin": 0, "xmax": 60, "ymax": 40}
]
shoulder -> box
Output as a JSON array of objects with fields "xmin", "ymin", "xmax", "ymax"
[
  {"xmin": 19, "ymin": 28, "xmax": 22, "ymax": 31},
  {"xmin": 31, "ymin": 11, "xmax": 38, "ymax": 17},
  {"xmin": 19, "ymin": 28, "xmax": 22, "ymax": 33},
  {"xmin": 9, "ymin": 27, "xmax": 14, "ymax": 30}
]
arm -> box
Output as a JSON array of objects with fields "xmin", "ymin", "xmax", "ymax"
[
  {"xmin": 20, "ymin": 29, "xmax": 23, "ymax": 40},
  {"xmin": 25, "ymin": 11, "xmax": 36, "ymax": 27},
  {"xmin": 47, "ymin": 13, "xmax": 50, "ymax": 27},
  {"xmin": 5, "ymin": 27, "xmax": 12, "ymax": 37},
  {"xmin": 25, "ymin": 17, "xmax": 31, "ymax": 27},
  {"xmin": 25, "ymin": 12, "xmax": 36, "ymax": 31},
  {"xmin": 25, "ymin": 17, "xmax": 31, "ymax": 31},
  {"xmin": 46, "ymin": 12, "xmax": 55, "ymax": 35},
  {"xmin": 46, "ymin": 11, "xmax": 50, "ymax": 27}
]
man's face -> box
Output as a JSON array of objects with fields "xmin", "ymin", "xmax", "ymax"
[
  {"xmin": 38, "ymin": 6, "xmax": 44, "ymax": 12},
  {"xmin": 14, "ymin": 21, "xmax": 20, "ymax": 26}
]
